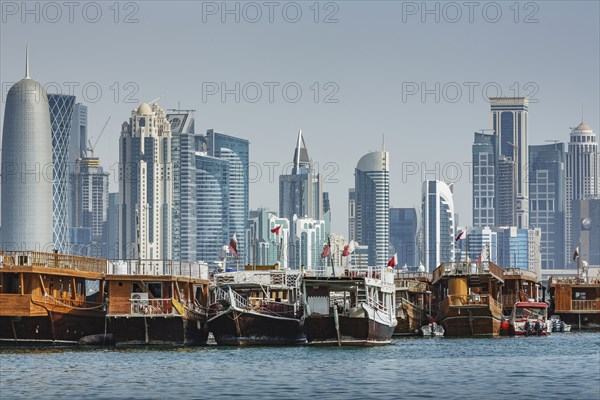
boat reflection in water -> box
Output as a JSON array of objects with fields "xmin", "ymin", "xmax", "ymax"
[{"xmin": 303, "ymin": 265, "xmax": 397, "ymax": 346}]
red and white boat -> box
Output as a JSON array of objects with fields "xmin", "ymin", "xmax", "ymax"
[{"xmin": 501, "ymin": 301, "xmax": 551, "ymax": 336}]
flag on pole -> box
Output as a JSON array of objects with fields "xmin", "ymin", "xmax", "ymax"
[
  {"xmin": 387, "ymin": 253, "xmax": 398, "ymax": 267},
  {"xmin": 573, "ymin": 246, "xmax": 580, "ymax": 261},
  {"xmin": 455, "ymin": 231, "xmax": 465, "ymax": 241},
  {"xmin": 341, "ymin": 245, "xmax": 351, "ymax": 257},
  {"xmin": 229, "ymin": 233, "xmax": 238, "ymax": 258},
  {"xmin": 270, "ymin": 225, "xmax": 281, "ymax": 235},
  {"xmin": 321, "ymin": 243, "xmax": 331, "ymax": 258}
]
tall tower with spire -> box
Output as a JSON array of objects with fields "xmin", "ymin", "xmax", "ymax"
[
  {"xmin": 1, "ymin": 49, "xmax": 54, "ymax": 251},
  {"xmin": 279, "ymin": 130, "xmax": 324, "ymax": 224}
]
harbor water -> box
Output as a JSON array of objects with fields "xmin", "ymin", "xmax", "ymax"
[{"xmin": 1, "ymin": 332, "xmax": 599, "ymax": 399}]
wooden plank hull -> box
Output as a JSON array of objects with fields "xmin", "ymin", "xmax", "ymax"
[
  {"xmin": 439, "ymin": 306, "xmax": 502, "ymax": 337},
  {"xmin": 394, "ymin": 302, "xmax": 425, "ymax": 336},
  {"xmin": 0, "ymin": 313, "xmax": 105, "ymax": 345},
  {"xmin": 208, "ymin": 308, "xmax": 305, "ymax": 346},
  {"xmin": 109, "ymin": 316, "xmax": 208, "ymax": 346},
  {"xmin": 305, "ymin": 315, "xmax": 395, "ymax": 345}
]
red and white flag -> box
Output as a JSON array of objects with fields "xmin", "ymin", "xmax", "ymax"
[
  {"xmin": 455, "ymin": 231, "xmax": 465, "ymax": 242},
  {"xmin": 387, "ymin": 253, "xmax": 398, "ymax": 267},
  {"xmin": 229, "ymin": 233, "xmax": 238, "ymax": 258},
  {"xmin": 321, "ymin": 243, "xmax": 331, "ymax": 258},
  {"xmin": 341, "ymin": 245, "xmax": 351, "ymax": 257},
  {"xmin": 573, "ymin": 246, "xmax": 580, "ymax": 261},
  {"xmin": 270, "ymin": 225, "xmax": 281, "ymax": 235}
]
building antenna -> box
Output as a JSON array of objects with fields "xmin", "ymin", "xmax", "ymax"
[{"xmin": 25, "ymin": 46, "xmax": 30, "ymax": 79}]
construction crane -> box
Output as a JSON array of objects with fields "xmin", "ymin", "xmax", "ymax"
[{"xmin": 87, "ymin": 116, "xmax": 111, "ymax": 158}]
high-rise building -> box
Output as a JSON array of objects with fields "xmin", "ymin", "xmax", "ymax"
[
  {"xmin": 529, "ymin": 143, "xmax": 566, "ymax": 270},
  {"xmin": 323, "ymin": 192, "xmax": 331, "ymax": 215},
  {"xmin": 195, "ymin": 152, "xmax": 229, "ymax": 267},
  {"xmin": 49, "ymin": 94, "xmax": 75, "ymax": 253},
  {"xmin": 472, "ymin": 131, "xmax": 497, "ymax": 227},
  {"xmin": 107, "ymin": 192, "xmax": 119, "ymax": 259},
  {"xmin": 119, "ymin": 102, "xmax": 173, "ymax": 263},
  {"xmin": 455, "ymin": 226, "xmax": 498, "ymax": 263},
  {"xmin": 355, "ymin": 150, "xmax": 390, "ymax": 267},
  {"xmin": 1, "ymin": 52, "xmax": 54, "ymax": 251},
  {"xmin": 496, "ymin": 156, "xmax": 516, "ymax": 226},
  {"xmin": 572, "ymin": 199, "xmax": 600, "ymax": 267},
  {"xmin": 495, "ymin": 226, "xmax": 529, "ymax": 270},
  {"xmin": 246, "ymin": 209, "xmax": 290, "ymax": 268},
  {"xmin": 421, "ymin": 180, "xmax": 455, "ymax": 272},
  {"xmin": 566, "ymin": 122, "xmax": 599, "ymax": 259},
  {"xmin": 70, "ymin": 157, "xmax": 109, "ymax": 258},
  {"xmin": 491, "ymin": 97, "xmax": 529, "ymax": 228},
  {"xmin": 348, "ymin": 188, "xmax": 356, "ymax": 241},
  {"xmin": 167, "ymin": 110, "xmax": 198, "ymax": 262},
  {"xmin": 389, "ymin": 208, "xmax": 418, "ymax": 267},
  {"xmin": 279, "ymin": 130, "xmax": 324, "ymax": 223},
  {"xmin": 206, "ymin": 129, "xmax": 249, "ymax": 266},
  {"xmin": 290, "ymin": 214, "xmax": 329, "ymax": 269},
  {"xmin": 68, "ymin": 103, "xmax": 88, "ymax": 233}
]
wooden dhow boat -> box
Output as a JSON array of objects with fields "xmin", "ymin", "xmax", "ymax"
[
  {"xmin": 105, "ymin": 260, "xmax": 210, "ymax": 346},
  {"xmin": 303, "ymin": 266, "xmax": 397, "ymax": 345},
  {"xmin": 0, "ymin": 251, "xmax": 106, "ymax": 345},
  {"xmin": 208, "ymin": 266, "xmax": 305, "ymax": 346},
  {"xmin": 432, "ymin": 260, "xmax": 504, "ymax": 337}
]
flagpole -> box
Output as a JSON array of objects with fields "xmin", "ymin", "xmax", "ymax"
[{"xmin": 577, "ymin": 242, "xmax": 581, "ymax": 283}]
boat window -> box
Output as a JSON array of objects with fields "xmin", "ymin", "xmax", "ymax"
[{"xmin": 148, "ymin": 282, "xmax": 162, "ymax": 298}]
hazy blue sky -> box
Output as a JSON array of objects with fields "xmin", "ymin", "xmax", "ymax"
[{"xmin": 1, "ymin": 0, "xmax": 599, "ymax": 234}]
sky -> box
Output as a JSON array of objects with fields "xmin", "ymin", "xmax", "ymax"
[{"xmin": 1, "ymin": 0, "xmax": 599, "ymax": 235}]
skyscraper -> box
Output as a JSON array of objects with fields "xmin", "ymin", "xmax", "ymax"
[
  {"xmin": 421, "ymin": 180, "xmax": 455, "ymax": 272},
  {"xmin": 1, "ymin": 51, "xmax": 54, "ymax": 251},
  {"xmin": 566, "ymin": 122, "xmax": 600, "ymax": 258},
  {"xmin": 348, "ymin": 188, "xmax": 356, "ymax": 241},
  {"xmin": 491, "ymin": 97, "xmax": 529, "ymax": 228},
  {"xmin": 206, "ymin": 129, "xmax": 249, "ymax": 266},
  {"xmin": 68, "ymin": 103, "xmax": 88, "ymax": 235},
  {"xmin": 167, "ymin": 110, "xmax": 198, "ymax": 262},
  {"xmin": 107, "ymin": 192, "xmax": 119, "ymax": 259},
  {"xmin": 355, "ymin": 150, "xmax": 389, "ymax": 267},
  {"xmin": 529, "ymin": 143, "xmax": 566, "ymax": 270},
  {"xmin": 389, "ymin": 208, "xmax": 418, "ymax": 267},
  {"xmin": 71, "ymin": 157, "xmax": 109, "ymax": 258},
  {"xmin": 279, "ymin": 130, "xmax": 324, "ymax": 224},
  {"xmin": 572, "ymin": 199, "xmax": 600, "ymax": 267},
  {"xmin": 49, "ymin": 94, "xmax": 75, "ymax": 253},
  {"xmin": 119, "ymin": 102, "xmax": 173, "ymax": 263},
  {"xmin": 472, "ymin": 131, "xmax": 497, "ymax": 227},
  {"xmin": 291, "ymin": 215, "xmax": 329, "ymax": 269},
  {"xmin": 246, "ymin": 209, "xmax": 290, "ymax": 268}
]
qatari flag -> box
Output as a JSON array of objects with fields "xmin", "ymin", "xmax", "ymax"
[
  {"xmin": 321, "ymin": 243, "xmax": 331, "ymax": 258},
  {"xmin": 229, "ymin": 233, "xmax": 238, "ymax": 258}
]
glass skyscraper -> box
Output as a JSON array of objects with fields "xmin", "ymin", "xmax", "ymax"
[
  {"xmin": 389, "ymin": 208, "xmax": 418, "ymax": 267},
  {"xmin": 421, "ymin": 180, "xmax": 455, "ymax": 272},
  {"xmin": 206, "ymin": 129, "xmax": 249, "ymax": 266},
  {"xmin": 529, "ymin": 143, "xmax": 566, "ymax": 270},
  {"xmin": 491, "ymin": 97, "xmax": 529, "ymax": 228},
  {"xmin": 49, "ymin": 94, "xmax": 75, "ymax": 253},
  {"xmin": 472, "ymin": 131, "xmax": 498, "ymax": 227},
  {"xmin": 355, "ymin": 150, "xmax": 390, "ymax": 267},
  {"xmin": 246, "ymin": 209, "xmax": 290, "ymax": 268}
]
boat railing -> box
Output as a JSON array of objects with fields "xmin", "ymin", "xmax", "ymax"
[
  {"xmin": 129, "ymin": 298, "xmax": 174, "ymax": 316},
  {"xmin": 396, "ymin": 279, "xmax": 428, "ymax": 292},
  {"xmin": 30, "ymin": 294, "xmax": 104, "ymax": 310},
  {"xmin": 107, "ymin": 259, "xmax": 209, "ymax": 279},
  {"xmin": 394, "ymin": 271, "xmax": 432, "ymax": 281},
  {"xmin": 230, "ymin": 288, "xmax": 249, "ymax": 309},
  {"xmin": 214, "ymin": 287, "xmax": 229, "ymax": 303},
  {"xmin": 308, "ymin": 265, "xmax": 383, "ymax": 279},
  {"xmin": 366, "ymin": 296, "xmax": 392, "ymax": 315},
  {"xmin": 0, "ymin": 250, "xmax": 106, "ymax": 274},
  {"xmin": 433, "ymin": 261, "xmax": 504, "ymax": 282},
  {"xmin": 571, "ymin": 299, "xmax": 600, "ymax": 311},
  {"xmin": 442, "ymin": 294, "xmax": 502, "ymax": 310}
]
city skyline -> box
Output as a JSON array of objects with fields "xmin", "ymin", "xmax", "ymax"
[{"xmin": 2, "ymin": 2, "xmax": 598, "ymax": 236}]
